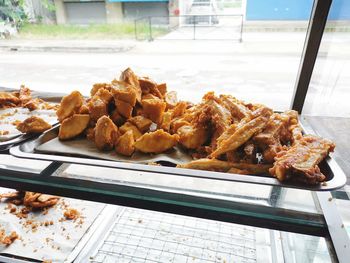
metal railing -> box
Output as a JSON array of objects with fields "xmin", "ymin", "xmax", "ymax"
[{"xmin": 134, "ymin": 14, "xmax": 244, "ymax": 42}]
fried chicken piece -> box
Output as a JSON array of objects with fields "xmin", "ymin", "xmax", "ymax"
[
  {"xmin": 119, "ymin": 122, "xmax": 142, "ymax": 140},
  {"xmin": 88, "ymin": 98, "xmax": 108, "ymax": 122},
  {"xmin": 111, "ymin": 81, "xmax": 137, "ymax": 106},
  {"xmin": 165, "ymin": 91, "xmax": 178, "ymax": 109},
  {"xmin": 156, "ymin": 83, "xmax": 167, "ymax": 96},
  {"xmin": 115, "ymin": 130, "xmax": 135, "ymax": 156},
  {"xmin": 17, "ymin": 116, "xmax": 52, "ymax": 133},
  {"xmin": 128, "ymin": 116, "xmax": 152, "ymax": 133},
  {"xmin": 86, "ymin": 127, "xmax": 95, "ymax": 141},
  {"xmin": 79, "ymin": 103, "xmax": 90, "ymax": 114},
  {"xmin": 119, "ymin": 68, "xmax": 142, "ymax": 103},
  {"xmin": 161, "ymin": 111, "xmax": 172, "ymax": 131},
  {"xmin": 210, "ymin": 107, "xmax": 272, "ymax": 158},
  {"xmin": 138, "ymin": 77, "xmax": 163, "ymax": 98},
  {"xmin": 134, "ymin": 129, "xmax": 179, "ymax": 153},
  {"xmin": 269, "ymin": 135, "xmax": 335, "ymax": 184},
  {"xmin": 18, "ymin": 85, "xmax": 32, "ymax": 105},
  {"xmin": 110, "ymin": 108, "xmax": 125, "ymax": 126},
  {"xmin": 0, "ymin": 92, "xmax": 20, "ymax": 106},
  {"xmin": 177, "ymin": 125, "xmax": 209, "ymax": 149},
  {"xmin": 0, "ymin": 191, "xmax": 23, "ymax": 200},
  {"xmin": 58, "ymin": 114, "xmax": 90, "ymax": 140},
  {"xmin": 115, "ymin": 99, "xmax": 133, "ymax": 119},
  {"xmin": 57, "ymin": 91, "xmax": 84, "ymax": 122},
  {"xmin": 219, "ymin": 95, "xmax": 252, "ymax": 121},
  {"xmin": 142, "ymin": 98, "xmax": 166, "ymax": 124},
  {"xmin": 90, "ymin": 83, "xmax": 112, "ymax": 97},
  {"xmin": 94, "ymin": 88, "xmax": 113, "ymax": 104},
  {"xmin": 94, "ymin": 116, "xmax": 118, "ymax": 151},
  {"xmin": 23, "ymin": 192, "xmax": 59, "ymax": 208}
]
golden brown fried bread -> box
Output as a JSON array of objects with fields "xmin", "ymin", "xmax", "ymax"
[
  {"xmin": 128, "ymin": 116, "xmax": 152, "ymax": 133},
  {"xmin": 177, "ymin": 125, "xmax": 209, "ymax": 149},
  {"xmin": 17, "ymin": 116, "xmax": 52, "ymax": 133},
  {"xmin": 142, "ymin": 98, "xmax": 166, "ymax": 124},
  {"xmin": 115, "ymin": 130, "xmax": 135, "ymax": 156},
  {"xmin": 58, "ymin": 114, "xmax": 90, "ymax": 140},
  {"xmin": 119, "ymin": 122, "xmax": 142, "ymax": 140},
  {"xmin": 134, "ymin": 129, "xmax": 178, "ymax": 153},
  {"xmin": 94, "ymin": 116, "xmax": 118, "ymax": 151},
  {"xmin": 57, "ymin": 91, "xmax": 84, "ymax": 122}
]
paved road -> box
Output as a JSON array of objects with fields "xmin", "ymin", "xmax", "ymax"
[{"xmin": 0, "ymin": 32, "xmax": 349, "ymax": 116}]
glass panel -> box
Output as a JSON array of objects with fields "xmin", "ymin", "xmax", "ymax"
[
  {"xmin": 303, "ymin": 1, "xmax": 350, "ymax": 117},
  {"xmin": 0, "ymin": 1, "xmax": 313, "ymax": 110},
  {"xmin": 58, "ymin": 163, "xmax": 320, "ymax": 214},
  {"xmin": 0, "ymin": 154, "xmax": 51, "ymax": 174}
]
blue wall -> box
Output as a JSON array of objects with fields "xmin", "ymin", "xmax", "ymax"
[{"xmin": 246, "ymin": 0, "xmax": 350, "ymax": 20}]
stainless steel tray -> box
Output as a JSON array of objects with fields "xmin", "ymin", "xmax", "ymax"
[
  {"xmin": 9, "ymin": 123, "xmax": 346, "ymax": 191},
  {"xmin": 0, "ymin": 93, "xmax": 61, "ymax": 151}
]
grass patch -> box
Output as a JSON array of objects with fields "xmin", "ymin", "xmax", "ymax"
[{"xmin": 17, "ymin": 23, "xmax": 168, "ymax": 39}]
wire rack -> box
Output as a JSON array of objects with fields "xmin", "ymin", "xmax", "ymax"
[{"xmin": 89, "ymin": 208, "xmax": 258, "ymax": 263}]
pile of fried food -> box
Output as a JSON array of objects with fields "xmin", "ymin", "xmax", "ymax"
[
  {"xmin": 0, "ymin": 191, "xmax": 59, "ymax": 209},
  {"xmin": 0, "ymin": 86, "xmax": 56, "ymax": 134},
  {"xmin": 56, "ymin": 68, "xmax": 335, "ymax": 185}
]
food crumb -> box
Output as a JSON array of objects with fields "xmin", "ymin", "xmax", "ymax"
[{"xmin": 63, "ymin": 208, "xmax": 79, "ymax": 220}]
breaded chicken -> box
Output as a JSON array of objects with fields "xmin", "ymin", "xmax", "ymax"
[
  {"xmin": 128, "ymin": 116, "xmax": 152, "ymax": 133},
  {"xmin": 119, "ymin": 122, "xmax": 142, "ymax": 140},
  {"xmin": 94, "ymin": 116, "xmax": 118, "ymax": 151},
  {"xmin": 115, "ymin": 130, "xmax": 135, "ymax": 156},
  {"xmin": 58, "ymin": 114, "xmax": 90, "ymax": 140},
  {"xmin": 177, "ymin": 125, "xmax": 209, "ymax": 149},
  {"xmin": 134, "ymin": 129, "xmax": 179, "ymax": 153},
  {"xmin": 142, "ymin": 98, "xmax": 166, "ymax": 124},
  {"xmin": 17, "ymin": 116, "xmax": 52, "ymax": 133},
  {"xmin": 56, "ymin": 91, "xmax": 84, "ymax": 122}
]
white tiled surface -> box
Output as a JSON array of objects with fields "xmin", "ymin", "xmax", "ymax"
[{"xmin": 88, "ymin": 208, "xmax": 269, "ymax": 263}]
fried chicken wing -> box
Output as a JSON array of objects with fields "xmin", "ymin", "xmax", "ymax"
[
  {"xmin": 94, "ymin": 116, "xmax": 119, "ymax": 151},
  {"xmin": 134, "ymin": 129, "xmax": 179, "ymax": 153},
  {"xmin": 58, "ymin": 114, "xmax": 90, "ymax": 140},
  {"xmin": 115, "ymin": 130, "xmax": 135, "ymax": 156},
  {"xmin": 57, "ymin": 91, "xmax": 84, "ymax": 122},
  {"xmin": 17, "ymin": 116, "xmax": 52, "ymax": 133},
  {"xmin": 270, "ymin": 135, "xmax": 335, "ymax": 184}
]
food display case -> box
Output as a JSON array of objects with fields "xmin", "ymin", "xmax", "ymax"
[{"xmin": 0, "ymin": 0, "xmax": 349, "ymax": 262}]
